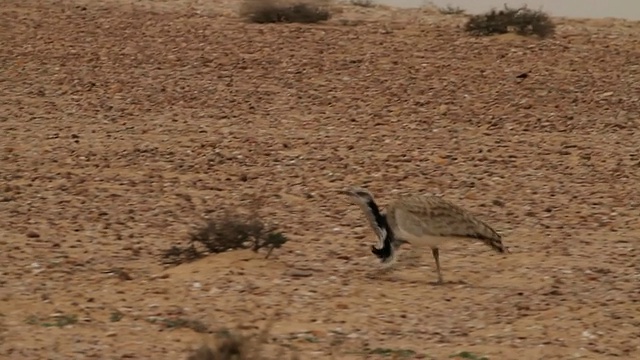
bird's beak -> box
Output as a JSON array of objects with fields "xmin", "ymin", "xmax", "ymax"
[{"xmin": 338, "ymin": 189, "xmax": 354, "ymax": 196}]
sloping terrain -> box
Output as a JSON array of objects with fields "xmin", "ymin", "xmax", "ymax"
[{"xmin": 1, "ymin": 1, "xmax": 639, "ymax": 359}]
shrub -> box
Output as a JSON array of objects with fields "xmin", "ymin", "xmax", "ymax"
[
  {"xmin": 240, "ymin": 0, "xmax": 331, "ymax": 24},
  {"xmin": 187, "ymin": 319, "xmax": 298, "ymax": 360},
  {"xmin": 349, "ymin": 0, "xmax": 374, "ymax": 7},
  {"xmin": 464, "ymin": 5, "xmax": 555, "ymax": 38},
  {"xmin": 162, "ymin": 210, "xmax": 288, "ymax": 265},
  {"xmin": 438, "ymin": 5, "xmax": 465, "ymax": 15},
  {"xmin": 187, "ymin": 329, "xmax": 262, "ymax": 360}
]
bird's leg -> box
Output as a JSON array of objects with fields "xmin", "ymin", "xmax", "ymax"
[{"xmin": 431, "ymin": 247, "xmax": 444, "ymax": 285}]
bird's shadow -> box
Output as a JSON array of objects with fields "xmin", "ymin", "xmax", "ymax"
[
  {"xmin": 365, "ymin": 270, "xmax": 524, "ymax": 291},
  {"xmin": 365, "ymin": 268, "xmax": 467, "ymax": 286}
]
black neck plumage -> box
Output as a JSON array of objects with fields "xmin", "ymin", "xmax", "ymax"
[
  {"xmin": 366, "ymin": 199, "xmax": 394, "ymax": 262},
  {"xmin": 366, "ymin": 199, "xmax": 386, "ymax": 230}
]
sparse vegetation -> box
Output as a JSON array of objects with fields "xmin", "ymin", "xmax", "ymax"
[
  {"xmin": 26, "ymin": 314, "xmax": 78, "ymax": 327},
  {"xmin": 162, "ymin": 209, "xmax": 288, "ymax": 265},
  {"xmin": 450, "ymin": 351, "xmax": 490, "ymax": 360},
  {"xmin": 240, "ymin": 0, "xmax": 331, "ymax": 24},
  {"xmin": 187, "ymin": 315, "xmax": 298, "ymax": 360},
  {"xmin": 110, "ymin": 310, "xmax": 124, "ymax": 322},
  {"xmin": 188, "ymin": 330, "xmax": 262, "ymax": 360},
  {"xmin": 349, "ymin": 0, "xmax": 375, "ymax": 8},
  {"xmin": 438, "ymin": 4, "xmax": 465, "ymax": 15},
  {"xmin": 146, "ymin": 316, "xmax": 210, "ymax": 333},
  {"xmin": 345, "ymin": 346, "xmax": 423, "ymax": 358},
  {"xmin": 368, "ymin": 347, "xmax": 417, "ymax": 358},
  {"xmin": 464, "ymin": 5, "xmax": 555, "ymax": 38}
]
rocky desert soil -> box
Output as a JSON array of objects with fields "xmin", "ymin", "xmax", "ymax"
[{"xmin": 1, "ymin": 1, "xmax": 639, "ymax": 359}]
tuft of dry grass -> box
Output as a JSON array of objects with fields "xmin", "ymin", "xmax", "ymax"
[
  {"xmin": 187, "ymin": 311, "xmax": 298, "ymax": 360},
  {"xmin": 185, "ymin": 288, "xmax": 296, "ymax": 359},
  {"xmin": 240, "ymin": 0, "xmax": 331, "ymax": 24},
  {"xmin": 464, "ymin": 5, "xmax": 555, "ymax": 38},
  {"xmin": 188, "ymin": 330, "xmax": 261, "ymax": 360}
]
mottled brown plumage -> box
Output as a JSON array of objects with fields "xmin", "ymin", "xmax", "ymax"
[
  {"xmin": 341, "ymin": 186, "xmax": 508, "ymax": 284},
  {"xmin": 386, "ymin": 195, "xmax": 506, "ymax": 253}
]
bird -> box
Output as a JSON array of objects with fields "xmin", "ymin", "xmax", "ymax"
[{"xmin": 340, "ymin": 186, "xmax": 508, "ymax": 284}]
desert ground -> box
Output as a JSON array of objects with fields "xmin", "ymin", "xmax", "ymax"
[{"xmin": 1, "ymin": 1, "xmax": 639, "ymax": 359}]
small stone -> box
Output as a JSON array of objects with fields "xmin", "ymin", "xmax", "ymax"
[
  {"xmin": 209, "ymin": 287, "xmax": 221, "ymax": 295},
  {"xmin": 26, "ymin": 230, "xmax": 40, "ymax": 238},
  {"xmin": 114, "ymin": 269, "xmax": 132, "ymax": 281},
  {"xmin": 288, "ymin": 270, "xmax": 313, "ymax": 278}
]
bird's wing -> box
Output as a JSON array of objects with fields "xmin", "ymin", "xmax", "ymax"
[{"xmin": 391, "ymin": 196, "xmax": 506, "ymax": 252}]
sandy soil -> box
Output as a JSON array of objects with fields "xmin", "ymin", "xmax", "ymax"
[{"xmin": 1, "ymin": 1, "xmax": 639, "ymax": 359}]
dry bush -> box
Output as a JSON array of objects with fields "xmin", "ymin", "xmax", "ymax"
[
  {"xmin": 188, "ymin": 330, "xmax": 258, "ymax": 360},
  {"xmin": 349, "ymin": 0, "xmax": 374, "ymax": 8},
  {"xmin": 162, "ymin": 210, "xmax": 288, "ymax": 265},
  {"xmin": 438, "ymin": 4, "xmax": 465, "ymax": 15},
  {"xmin": 464, "ymin": 5, "xmax": 555, "ymax": 38},
  {"xmin": 188, "ymin": 316, "xmax": 298, "ymax": 360},
  {"xmin": 240, "ymin": 0, "xmax": 331, "ymax": 24},
  {"xmin": 188, "ymin": 332, "xmax": 300, "ymax": 360}
]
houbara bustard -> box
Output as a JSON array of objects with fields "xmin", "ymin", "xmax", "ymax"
[{"xmin": 341, "ymin": 186, "xmax": 508, "ymax": 284}]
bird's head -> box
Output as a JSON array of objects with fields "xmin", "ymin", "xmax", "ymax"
[{"xmin": 339, "ymin": 186, "xmax": 375, "ymax": 205}]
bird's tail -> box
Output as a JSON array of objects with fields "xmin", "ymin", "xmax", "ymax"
[{"xmin": 472, "ymin": 220, "xmax": 509, "ymax": 254}]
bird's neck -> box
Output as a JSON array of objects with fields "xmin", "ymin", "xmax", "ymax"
[
  {"xmin": 362, "ymin": 198, "xmax": 397, "ymax": 263},
  {"xmin": 365, "ymin": 199, "xmax": 389, "ymax": 233}
]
